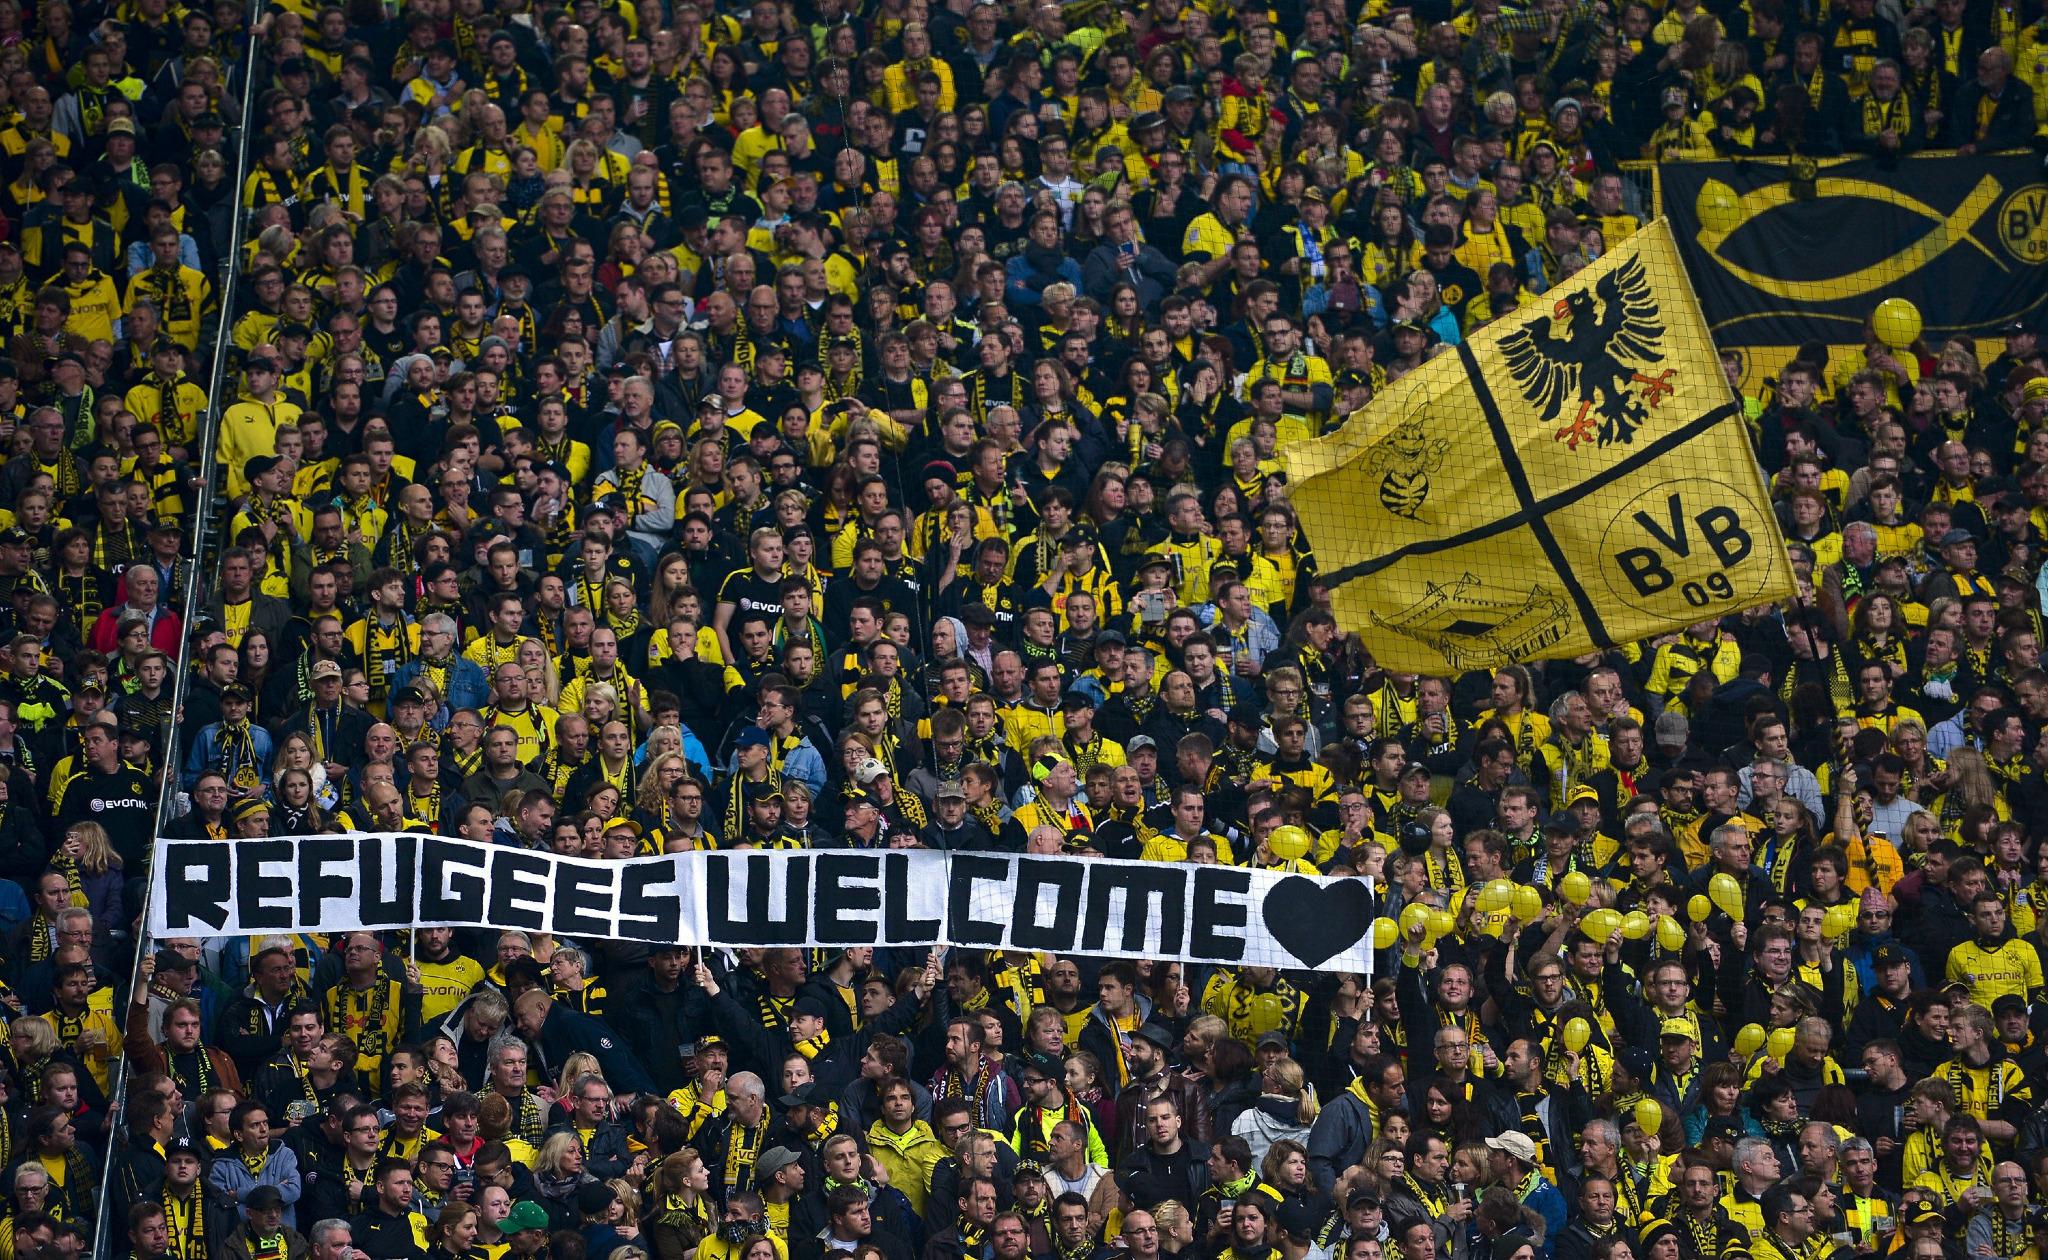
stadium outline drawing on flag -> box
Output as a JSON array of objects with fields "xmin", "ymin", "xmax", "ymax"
[{"xmin": 1286, "ymin": 218, "xmax": 1799, "ymax": 676}]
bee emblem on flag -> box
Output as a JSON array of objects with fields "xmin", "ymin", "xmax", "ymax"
[
  {"xmin": 1362, "ymin": 418, "xmax": 1451, "ymax": 519},
  {"xmin": 1499, "ymin": 254, "xmax": 1670, "ymax": 448}
]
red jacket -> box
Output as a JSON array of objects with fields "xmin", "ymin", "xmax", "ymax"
[{"xmin": 88, "ymin": 603, "xmax": 182, "ymax": 654}]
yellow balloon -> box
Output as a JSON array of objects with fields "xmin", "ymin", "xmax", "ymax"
[
  {"xmin": 1766, "ymin": 1026, "xmax": 1796, "ymax": 1062},
  {"xmin": 1687, "ymin": 894, "xmax": 1713, "ymax": 923},
  {"xmin": 1400, "ymin": 903, "xmax": 1431, "ymax": 937},
  {"xmin": 1249, "ymin": 993, "xmax": 1288, "ymax": 1033},
  {"xmin": 1582, "ymin": 908, "xmax": 1622, "ymax": 940},
  {"xmin": 1873, "ymin": 297, "xmax": 1923, "ymax": 350},
  {"xmin": 1634, "ymin": 1098, "xmax": 1664, "ymax": 1137},
  {"xmin": 1622, "ymin": 911, "xmax": 1653, "ymax": 940},
  {"xmin": 1511, "ymin": 886, "xmax": 1543, "ymax": 920},
  {"xmin": 1560, "ymin": 871, "xmax": 1593, "ymax": 906},
  {"xmin": 1733, "ymin": 1024, "xmax": 1766, "ymax": 1057},
  {"xmin": 1708, "ymin": 872, "xmax": 1746, "ymax": 922},
  {"xmin": 1694, "ymin": 179, "xmax": 1742, "ymax": 235},
  {"xmin": 1478, "ymin": 879, "xmax": 1515, "ymax": 913},
  {"xmin": 1823, "ymin": 904, "xmax": 1857, "ymax": 939},
  {"xmin": 1371, "ymin": 917, "xmax": 1399, "ymax": 950},
  {"xmin": 1269, "ymin": 825, "xmax": 1312, "ymax": 862},
  {"xmin": 1427, "ymin": 909, "xmax": 1457, "ymax": 940},
  {"xmin": 1563, "ymin": 1017, "xmax": 1592, "ymax": 1052},
  {"xmin": 1656, "ymin": 915, "xmax": 1686, "ymax": 952}
]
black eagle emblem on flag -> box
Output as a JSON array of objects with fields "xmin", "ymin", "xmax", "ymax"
[{"xmin": 1499, "ymin": 254, "xmax": 1667, "ymax": 446}]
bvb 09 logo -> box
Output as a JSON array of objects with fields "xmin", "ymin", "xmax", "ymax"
[
  {"xmin": 1600, "ymin": 478, "xmax": 1773, "ymax": 615},
  {"xmin": 1998, "ymin": 184, "xmax": 2048, "ymax": 265}
]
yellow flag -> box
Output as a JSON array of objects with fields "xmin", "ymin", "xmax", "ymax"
[{"xmin": 1286, "ymin": 218, "xmax": 1796, "ymax": 675}]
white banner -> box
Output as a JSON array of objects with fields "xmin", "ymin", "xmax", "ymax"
[{"xmin": 148, "ymin": 834, "xmax": 1379, "ymax": 972}]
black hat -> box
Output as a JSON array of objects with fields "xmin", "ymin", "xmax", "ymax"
[
  {"xmin": 220, "ymin": 683, "xmax": 253, "ymax": 703},
  {"xmin": 1094, "ymin": 630, "xmax": 1127, "ymax": 648},
  {"xmin": 194, "ymin": 111, "xmax": 226, "ymax": 129},
  {"xmin": 1018, "ymin": 1050, "xmax": 1063, "ymax": 1082},
  {"xmin": 1132, "ymin": 1021, "xmax": 1176, "ymax": 1050},
  {"xmin": 1874, "ymin": 943, "xmax": 1911, "ymax": 970},
  {"xmin": 791, "ymin": 995, "xmax": 831, "ymax": 1021},
  {"xmin": 576, "ymin": 1181, "xmax": 618, "ymax": 1216},
  {"xmin": 1060, "ymin": 690, "xmax": 1098, "ymax": 712},
  {"xmin": 0, "ymin": 528, "xmax": 30, "ymax": 548},
  {"xmin": 245, "ymin": 1185, "xmax": 286, "ymax": 1211},
  {"xmin": 1228, "ymin": 699, "xmax": 1265, "ymax": 727},
  {"xmin": 244, "ymin": 454, "xmax": 283, "ymax": 482},
  {"xmin": 165, "ymin": 1136, "xmax": 202, "ymax": 1161}
]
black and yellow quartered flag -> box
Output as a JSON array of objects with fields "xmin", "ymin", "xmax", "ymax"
[{"xmin": 1285, "ymin": 218, "xmax": 1797, "ymax": 675}]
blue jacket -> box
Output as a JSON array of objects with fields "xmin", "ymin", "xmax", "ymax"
[
  {"xmin": 184, "ymin": 721, "xmax": 276, "ymax": 789},
  {"xmin": 392, "ymin": 656, "xmax": 492, "ymax": 722},
  {"xmin": 535, "ymin": 1003, "xmax": 655, "ymax": 1095},
  {"xmin": 1521, "ymin": 1174, "xmax": 1568, "ymax": 1259}
]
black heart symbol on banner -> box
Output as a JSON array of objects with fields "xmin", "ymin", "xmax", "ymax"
[{"xmin": 1261, "ymin": 877, "xmax": 1373, "ymax": 968}]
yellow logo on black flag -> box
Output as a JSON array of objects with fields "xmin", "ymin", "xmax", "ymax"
[{"xmin": 1285, "ymin": 219, "xmax": 1798, "ymax": 675}]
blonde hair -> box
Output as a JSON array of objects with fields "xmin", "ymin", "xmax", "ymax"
[
  {"xmin": 558, "ymin": 1051, "xmax": 602, "ymax": 1095},
  {"xmin": 1262, "ymin": 1057, "xmax": 1320, "ymax": 1124},
  {"xmin": 65, "ymin": 820, "xmax": 122, "ymax": 873},
  {"xmin": 536, "ymin": 1130, "xmax": 583, "ymax": 1177}
]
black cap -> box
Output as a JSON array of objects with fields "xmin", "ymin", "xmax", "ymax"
[
  {"xmin": 244, "ymin": 454, "xmax": 283, "ymax": 482},
  {"xmin": 1228, "ymin": 699, "xmax": 1265, "ymax": 727},
  {"xmin": 1874, "ymin": 943, "xmax": 1911, "ymax": 969},
  {"xmin": 1278, "ymin": 1201, "xmax": 1327, "ymax": 1240},
  {"xmin": 165, "ymin": 1136, "xmax": 202, "ymax": 1161}
]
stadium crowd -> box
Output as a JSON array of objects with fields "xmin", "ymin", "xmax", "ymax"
[{"xmin": 0, "ymin": 0, "xmax": 2040, "ymax": 1257}]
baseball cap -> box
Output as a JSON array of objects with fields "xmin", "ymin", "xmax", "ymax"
[
  {"xmin": 243, "ymin": 454, "xmax": 283, "ymax": 482},
  {"xmin": 736, "ymin": 726, "xmax": 772, "ymax": 749},
  {"xmin": 854, "ymin": 759, "xmax": 889, "ymax": 785},
  {"xmin": 1485, "ymin": 1131, "xmax": 1539, "ymax": 1164},
  {"xmin": 310, "ymin": 660, "xmax": 343, "ymax": 681},
  {"xmin": 933, "ymin": 780, "xmax": 968, "ymax": 800},
  {"xmin": 504, "ymin": 1202, "xmax": 551, "ymax": 1234},
  {"xmin": 1875, "ymin": 943, "xmax": 1911, "ymax": 970},
  {"xmin": 756, "ymin": 1146, "xmax": 803, "ymax": 1180},
  {"xmin": 1660, "ymin": 1016, "xmax": 1700, "ymax": 1042}
]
